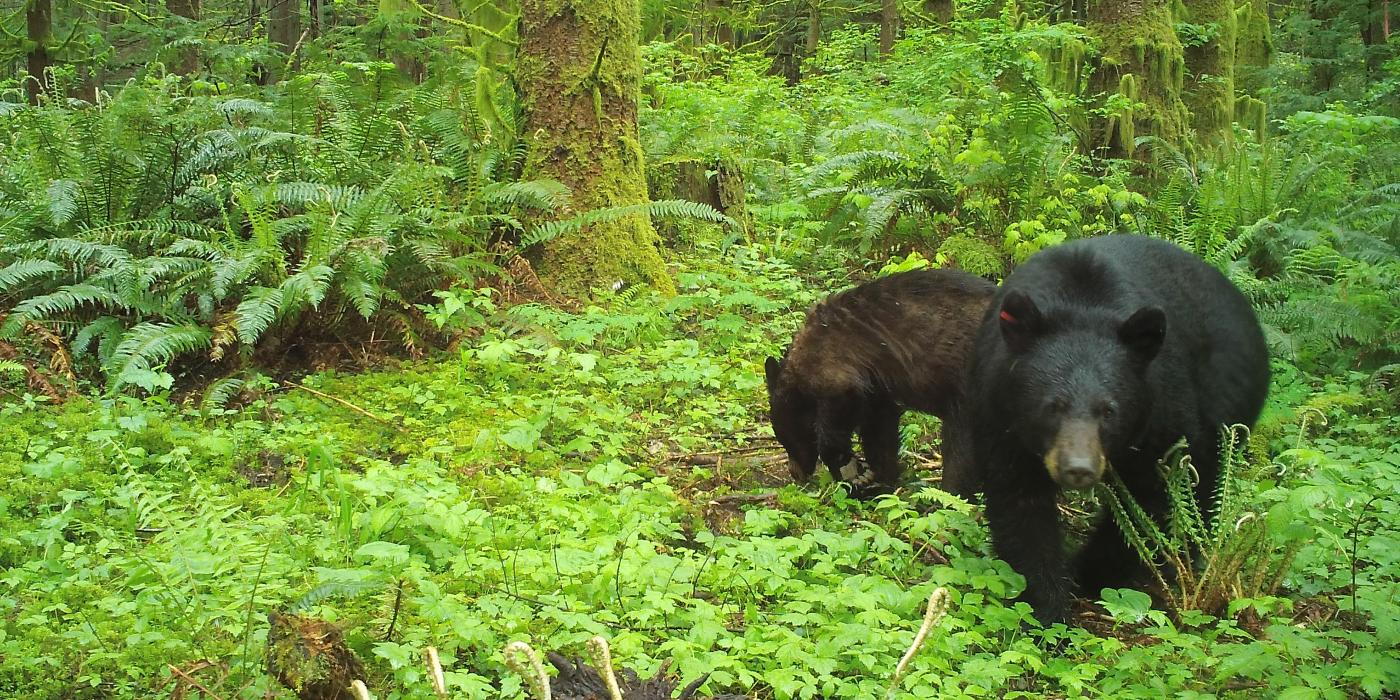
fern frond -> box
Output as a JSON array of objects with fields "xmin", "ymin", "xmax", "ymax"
[
  {"xmin": 234, "ymin": 287, "xmax": 284, "ymax": 345},
  {"xmin": 520, "ymin": 199, "xmax": 735, "ymax": 249},
  {"xmin": 72, "ymin": 316, "xmax": 125, "ymax": 359},
  {"xmin": 46, "ymin": 179, "xmax": 80, "ymax": 228},
  {"xmin": 105, "ymin": 322, "xmax": 213, "ymax": 390},
  {"xmin": 202, "ymin": 377, "xmax": 246, "ymax": 411},
  {"xmin": 0, "ymin": 260, "xmax": 64, "ymax": 292}
]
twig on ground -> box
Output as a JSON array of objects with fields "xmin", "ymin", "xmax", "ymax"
[
  {"xmin": 885, "ymin": 587, "xmax": 951, "ymax": 699},
  {"xmin": 285, "ymin": 381, "xmax": 406, "ymax": 433},
  {"xmin": 707, "ymin": 492, "xmax": 778, "ymax": 506},
  {"xmin": 165, "ymin": 664, "xmax": 227, "ymax": 700}
]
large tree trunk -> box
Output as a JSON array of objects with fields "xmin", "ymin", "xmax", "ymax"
[
  {"xmin": 168, "ymin": 0, "xmax": 200, "ymax": 74},
  {"xmin": 518, "ymin": 0, "xmax": 673, "ymax": 296},
  {"xmin": 26, "ymin": 0, "xmax": 51, "ymax": 104},
  {"xmin": 1181, "ymin": 0, "xmax": 1236, "ymax": 149},
  {"xmin": 268, "ymin": 0, "xmax": 302, "ymax": 77},
  {"xmin": 1087, "ymin": 0, "xmax": 1189, "ymax": 159},
  {"xmin": 879, "ymin": 0, "xmax": 899, "ymax": 55}
]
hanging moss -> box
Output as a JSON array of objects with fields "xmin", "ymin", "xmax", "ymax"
[
  {"xmin": 1113, "ymin": 73, "xmax": 1138, "ymax": 149},
  {"xmin": 1235, "ymin": 95, "xmax": 1267, "ymax": 141},
  {"xmin": 1087, "ymin": 0, "xmax": 1190, "ymax": 159},
  {"xmin": 1181, "ymin": 0, "xmax": 1237, "ymax": 150},
  {"xmin": 517, "ymin": 0, "xmax": 675, "ymax": 297}
]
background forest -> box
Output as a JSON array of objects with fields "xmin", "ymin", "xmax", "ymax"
[{"xmin": 1, "ymin": 0, "xmax": 1399, "ymax": 698}]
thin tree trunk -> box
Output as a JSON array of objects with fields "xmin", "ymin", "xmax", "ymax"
[
  {"xmin": 806, "ymin": 1, "xmax": 821, "ymax": 55},
  {"xmin": 518, "ymin": 0, "xmax": 673, "ymax": 296},
  {"xmin": 1363, "ymin": 0, "xmax": 1392, "ymax": 82},
  {"xmin": 1181, "ymin": 0, "xmax": 1236, "ymax": 149},
  {"xmin": 26, "ymin": 0, "xmax": 52, "ymax": 104},
  {"xmin": 1309, "ymin": 0, "xmax": 1341, "ymax": 94},
  {"xmin": 879, "ymin": 0, "xmax": 899, "ymax": 55},
  {"xmin": 268, "ymin": 0, "xmax": 301, "ymax": 78},
  {"xmin": 924, "ymin": 0, "xmax": 953, "ymax": 24}
]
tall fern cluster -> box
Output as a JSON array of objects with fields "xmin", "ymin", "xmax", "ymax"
[
  {"xmin": 1137, "ymin": 111, "xmax": 1400, "ymax": 371},
  {"xmin": 1100, "ymin": 426, "xmax": 1305, "ymax": 617},
  {"xmin": 791, "ymin": 22, "xmax": 1142, "ymax": 271},
  {"xmin": 0, "ymin": 70, "xmax": 728, "ymax": 392}
]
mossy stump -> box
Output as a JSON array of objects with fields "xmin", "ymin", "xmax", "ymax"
[
  {"xmin": 647, "ymin": 158, "xmax": 750, "ymax": 244},
  {"xmin": 266, "ymin": 612, "xmax": 365, "ymax": 700}
]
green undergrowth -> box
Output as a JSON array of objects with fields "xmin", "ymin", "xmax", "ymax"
[{"xmin": 1, "ymin": 244, "xmax": 1398, "ymax": 699}]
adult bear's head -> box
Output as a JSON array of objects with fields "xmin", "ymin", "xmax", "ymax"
[
  {"xmin": 995, "ymin": 289, "xmax": 1166, "ymax": 490},
  {"xmin": 764, "ymin": 355, "xmax": 819, "ymax": 482}
]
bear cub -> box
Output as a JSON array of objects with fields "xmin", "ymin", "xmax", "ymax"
[
  {"xmin": 765, "ymin": 268, "xmax": 995, "ymax": 496},
  {"xmin": 953, "ymin": 235, "xmax": 1270, "ymax": 624}
]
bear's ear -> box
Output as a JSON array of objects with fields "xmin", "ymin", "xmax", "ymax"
[
  {"xmin": 998, "ymin": 290, "xmax": 1044, "ymax": 352},
  {"xmin": 764, "ymin": 356, "xmax": 783, "ymax": 388},
  {"xmin": 1119, "ymin": 306, "xmax": 1166, "ymax": 360}
]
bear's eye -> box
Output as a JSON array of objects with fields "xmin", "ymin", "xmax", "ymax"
[
  {"xmin": 1048, "ymin": 397, "xmax": 1070, "ymax": 414},
  {"xmin": 1096, "ymin": 401, "xmax": 1117, "ymax": 419}
]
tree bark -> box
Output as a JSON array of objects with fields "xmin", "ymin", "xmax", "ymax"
[
  {"xmin": 26, "ymin": 0, "xmax": 52, "ymax": 104},
  {"xmin": 924, "ymin": 0, "xmax": 953, "ymax": 24},
  {"xmin": 879, "ymin": 0, "xmax": 899, "ymax": 55},
  {"xmin": 1309, "ymin": 0, "xmax": 1342, "ymax": 95},
  {"xmin": 1363, "ymin": 0, "xmax": 1392, "ymax": 82},
  {"xmin": 167, "ymin": 0, "xmax": 200, "ymax": 74},
  {"xmin": 518, "ymin": 0, "xmax": 673, "ymax": 296},
  {"xmin": 806, "ymin": 1, "xmax": 821, "ymax": 55},
  {"xmin": 1086, "ymin": 0, "xmax": 1189, "ymax": 159},
  {"xmin": 268, "ymin": 0, "xmax": 302, "ymax": 77},
  {"xmin": 1181, "ymin": 0, "xmax": 1236, "ymax": 149}
]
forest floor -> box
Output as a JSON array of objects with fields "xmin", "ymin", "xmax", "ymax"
[{"xmin": 2, "ymin": 242, "xmax": 1398, "ymax": 699}]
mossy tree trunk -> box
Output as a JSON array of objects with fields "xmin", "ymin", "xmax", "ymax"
[
  {"xmin": 806, "ymin": 0, "xmax": 822, "ymax": 55},
  {"xmin": 879, "ymin": 0, "xmax": 899, "ymax": 54},
  {"xmin": 1234, "ymin": 0, "xmax": 1272, "ymax": 96},
  {"xmin": 26, "ymin": 0, "xmax": 51, "ymax": 104},
  {"xmin": 1087, "ymin": 0, "xmax": 1189, "ymax": 159},
  {"xmin": 1181, "ymin": 0, "xmax": 1236, "ymax": 149},
  {"xmin": 518, "ymin": 0, "xmax": 674, "ymax": 296}
]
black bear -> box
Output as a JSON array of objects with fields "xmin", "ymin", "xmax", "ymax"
[
  {"xmin": 953, "ymin": 235, "xmax": 1270, "ymax": 624},
  {"xmin": 764, "ymin": 268, "xmax": 995, "ymax": 496}
]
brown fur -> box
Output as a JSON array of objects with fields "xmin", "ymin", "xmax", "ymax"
[{"xmin": 765, "ymin": 268, "xmax": 995, "ymax": 495}]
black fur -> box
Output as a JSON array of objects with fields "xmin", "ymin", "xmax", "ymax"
[
  {"xmin": 765, "ymin": 268, "xmax": 995, "ymax": 495},
  {"xmin": 953, "ymin": 235, "xmax": 1270, "ymax": 623}
]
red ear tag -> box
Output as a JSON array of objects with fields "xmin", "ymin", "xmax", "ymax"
[{"xmin": 999, "ymin": 310, "xmax": 1016, "ymax": 323}]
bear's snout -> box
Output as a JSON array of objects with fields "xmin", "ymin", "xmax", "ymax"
[{"xmin": 1046, "ymin": 420, "xmax": 1106, "ymax": 490}]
